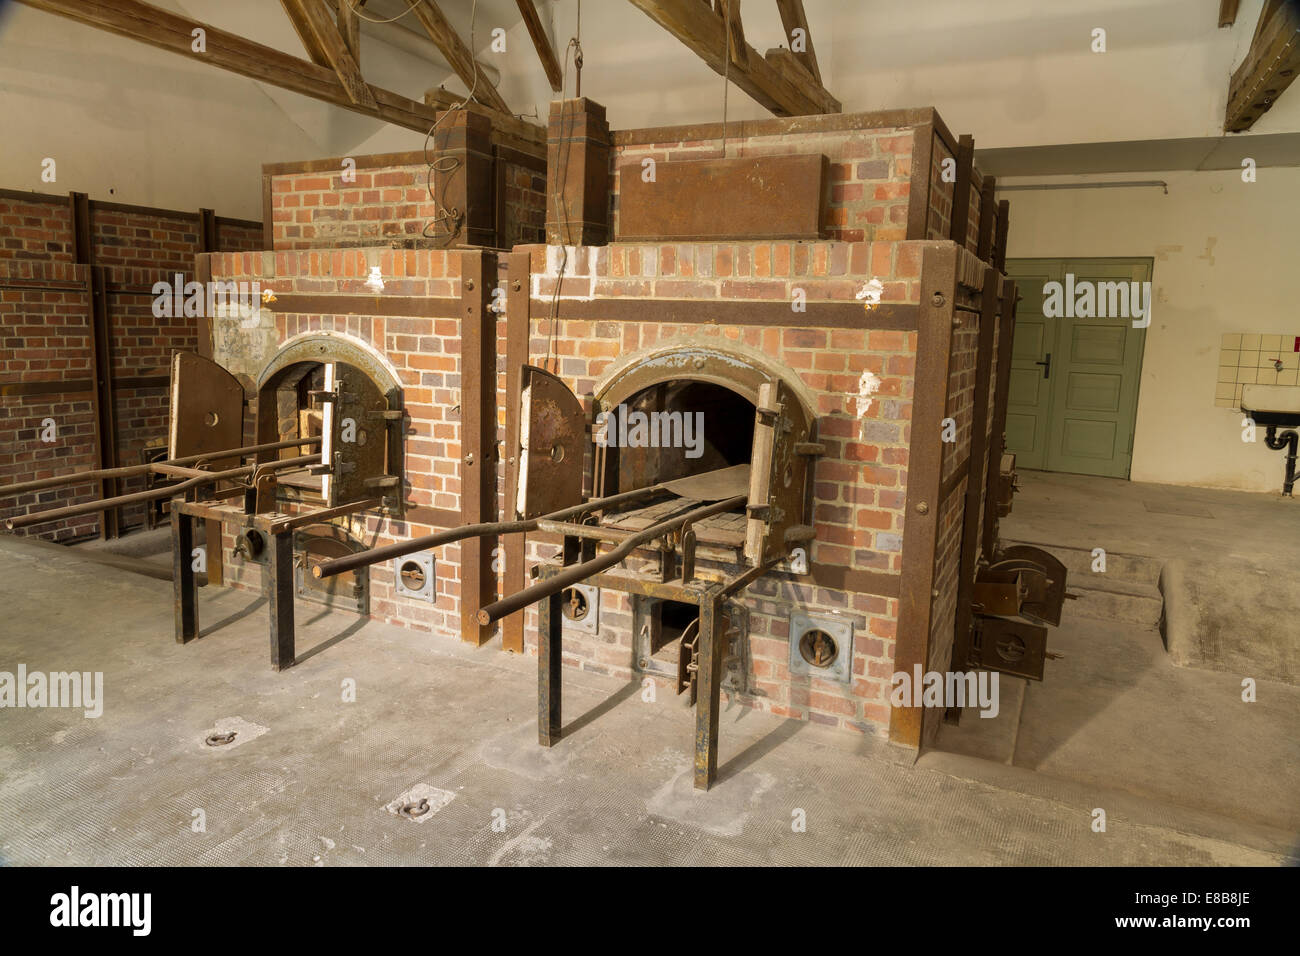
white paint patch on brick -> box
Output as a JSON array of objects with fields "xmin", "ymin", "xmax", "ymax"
[
  {"xmin": 855, "ymin": 370, "xmax": 882, "ymax": 430},
  {"xmin": 532, "ymin": 245, "xmax": 597, "ymax": 301}
]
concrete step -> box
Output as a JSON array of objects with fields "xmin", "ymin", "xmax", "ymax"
[
  {"xmin": 1002, "ymin": 538, "xmax": 1164, "ymax": 589},
  {"xmin": 1067, "ymin": 582, "xmax": 1164, "ymax": 628}
]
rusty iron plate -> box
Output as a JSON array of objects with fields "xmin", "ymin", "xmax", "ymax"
[
  {"xmin": 168, "ymin": 352, "xmax": 244, "ymax": 469},
  {"xmin": 997, "ymin": 545, "xmax": 1068, "ymax": 628},
  {"xmin": 662, "ymin": 464, "xmax": 751, "ymax": 501},
  {"xmin": 974, "ymin": 615, "xmax": 1049, "ymax": 681},
  {"xmin": 517, "ymin": 365, "xmax": 585, "ymax": 519},
  {"xmin": 972, "ymin": 569, "xmax": 1025, "ymax": 617},
  {"xmin": 617, "ymin": 154, "xmax": 829, "ymax": 242}
]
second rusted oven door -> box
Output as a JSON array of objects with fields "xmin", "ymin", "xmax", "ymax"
[
  {"xmin": 168, "ymin": 352, "xmax": 245, "ymax": 468},
  {"xmin": 323, "ymin": 362, "xmax": 391, "ymax": 507},
  {"xmin": 515, "ymin": 365, "xmax": 585, "ymax": 519}
]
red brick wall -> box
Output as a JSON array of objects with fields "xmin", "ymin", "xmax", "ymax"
[
  {"xmin": 516, "ymin": 238, "xmax": 946, "ymax": 736},
  {"xmin": 207, "ymin": 248, "xmax": 469, "ymax": 634},
  {"xmin": 928, "ymin": 132, "xmax": 956, "ymax": 240},
  {"xmin": 0, "ymin": 261, "xmax": 99, "ymax": 541},
  {"xmin": 0, "ymin": 191, "xmax": 261, "ymax": 539},
  {"xmin": 0, "ymin": 194, "xmax": 74, "ymax": 262},
  {"xmin": 268, "ymin": 153, "xmax": 547, "ymax": 251}
]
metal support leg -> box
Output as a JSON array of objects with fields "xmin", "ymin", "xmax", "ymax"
[
  {"xmin": 694, "ymin": 589, "xmax": 725, "ymax": 791},
  {"xmin": 171, "ymin": 501, "xmax": 198, "ymax": 644},
  {"xmin": 268, "ymin": 531, "xmax": 295, "ymax": 671},
  {"xmin": 538, "ymin": 582, "xmax": 563, "ymax": 745}
]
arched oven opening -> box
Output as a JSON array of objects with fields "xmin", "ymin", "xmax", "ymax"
[{"xmin": 609, "ymin": 380, "xmax": 757, "ymax": 494}]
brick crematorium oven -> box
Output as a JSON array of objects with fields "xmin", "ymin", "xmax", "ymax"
[{"xmin": 3, "ymin": 102, "xmax": 1069, "ymax": 790}]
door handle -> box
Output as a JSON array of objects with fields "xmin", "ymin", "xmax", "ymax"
[{"xmin": 1035, "ymin": 353, "xmax": 1051, "ymax": 379}]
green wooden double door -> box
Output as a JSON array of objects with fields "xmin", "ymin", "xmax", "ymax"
[{"xmin": 1004, "ymin": 258, "xmax": 1152, "ymax": 479}]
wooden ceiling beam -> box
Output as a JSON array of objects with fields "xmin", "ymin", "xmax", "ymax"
[
  {"xmin": 336, "ymin": 0, "xmax": 362, "ymax": 65},
  {"xmin": 627, "ymin": 0, "xmax": 839, "ymax": 116},
  {"xmin": 280, "ymin": 0, "xmax": 331, "ymax": 67},
  {"xmin": 775, "ymin": 0, "xmax": 820, "ymax": 84},
  {"xmin": 292, "ymin": 0, "xmax": 377, "ymax": 108},
  {"xmin": 424, "ymin": 85, "xmax": 547, "ymax": 157},
  {"xmin": 410, "ymin": 0, "xmax": 512, "ymax": 114},
  {"xmin": 1225, "ymin": 0, "xmax": 1300, "ymax": 132},
  {"xmin": 514, "ymin": 0, "xmax": 563, "ymax": 92},
  {"xmin": 18, "ymin": 0, "xmax": 438, "ymax": 132}
]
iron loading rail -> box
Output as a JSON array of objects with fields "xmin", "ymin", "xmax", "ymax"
[
  {"xmin": 310, "ymin": 481, "xmax": 671, "ymax": 582},
  {"xmin": 2, "ymin": 440, "xmax": 323, "ymax": 530},
  {"xmin": 476, "ymin": 495, "xmax": 748, "ymax": 625}
]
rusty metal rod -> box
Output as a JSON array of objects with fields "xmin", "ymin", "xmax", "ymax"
[
  {"xmin": 0, "ymin": 437, "xmax": 322, "ymax": 498},
  {"xmin": 313, "ymin": 482, "xmax": 668, "ymax": 581},
  {"xmin": 474, "ymin": 495, "xmax": 747, "ymax": 626},
  {"xmin": 3, "ymin": 456, "xmax": 320, "ymax": 530}
]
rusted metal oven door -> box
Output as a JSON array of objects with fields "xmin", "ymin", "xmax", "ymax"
[
  {"xmin": 744, "ymin": 379, "xmax": 815, "ymax": 566},
  {"xmin": 515, "ymin": 365, "xmax": 585, "ymax": 519},
  {"xmin": 168, "ymin": 352, "xmax": 244, "ymax": 469},
  {"xmin": 322, "ymin": 362, "xmax": 392, "ymax": 507}
]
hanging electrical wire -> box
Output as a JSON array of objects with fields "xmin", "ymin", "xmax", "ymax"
[
  {"xmin": 343, "ymin": 0, "xmax": 421, "ymax": 25},
  {"xmin": 720, "ymin": 1, "xmax": 732, "ymax": 159},
  {"xmin": 422, "ymin": 0, "xmax": 482, "ymax": 245},
  {"xmin": 546, "ymin": 1, "xmax": 583, "ymax": 375}
]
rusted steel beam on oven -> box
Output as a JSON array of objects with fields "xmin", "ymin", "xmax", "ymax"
[
  {"xmin": 171, "ymin": 503, "xmax": 200, "ymax": 645},
  {"xmin": 975, "ymin": 176, "xmax": 997, "ymax": 263},
  {"xmin": 547, "ymin": 98, "xmax": 612, "ymax": 246},
  {"xmin": 905, "ymin": 122, "xmax": 935, "ymax": 241},
  {"xmin": 693, "ymin": 586, "xmax": 726, "ymax": 790},
  {"xmin": 992, "ymin": 199, "xmax": 1010, "ymax": 273},
  {"xmin": 198, "ymin": 207, "xmax": 218, "ymax": 253},
  {"xmin": 537, "ymin": 565, "xmax": 564, "ymax": 745},
  {"xmin": 268, "ymin": 530, "xmax": 297, "ymax": 670},
  {"xmin": 535, "ymin": 297, "xmax": 920, "ymax": 330},
  {"xmin": 460, "ymin": 251, "xmax": 498, "ymax": 645},
  {"xmin": 191, "ymin": 242, "xmax": 221, "ymax": 583},
  {"xmin": 948, "ymin": 134, "xmax": 974, "ymax": 249},
  {"xmin": 503, "ymin": 251, "xmax": 532, "ymax": 653},
  {"xmin": 69, "ymin": 190, "xmax": 120, "ymax": 539},
  {"xmin": 982, "ymin": 278, "xmax": 1019, "ymax": 558},
  {"xmin": 948, "ymin": 264, "xmax": 1001, "ymax": 705},
  {"xmin": 269, "ymin": 293, "xmax": 462, "ymax": 318},
  {"xmin": 890, "ymin": 242, "xmax": 958, "ymax": 750}
]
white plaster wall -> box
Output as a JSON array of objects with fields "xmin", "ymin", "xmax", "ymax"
[{"xmin": 1003, "ymin": 167, "xmax": 1298, "ymax": 493}]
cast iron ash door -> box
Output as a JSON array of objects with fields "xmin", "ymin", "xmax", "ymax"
[{"xmin": 320, "ymin": 362, "xmax": 393, "ymax": 507}]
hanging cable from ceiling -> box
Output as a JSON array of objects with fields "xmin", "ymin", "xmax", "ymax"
[
  {"xmin": 422, "ymin": 0, "xmax": 482, "ymax": 245},
  {"xmin": 545, "ymin": 0, "xmax": 583, "ymax": 375}
]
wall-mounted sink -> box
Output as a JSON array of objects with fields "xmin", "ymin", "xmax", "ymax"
[{"xmin": 1242, "ymin": 384, "xmax": 1300, "ymax": 419}]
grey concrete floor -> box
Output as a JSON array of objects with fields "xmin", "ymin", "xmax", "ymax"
[
  {"xmin": 935, "ymin": 469, "xmax": 1300, "ymax": 850},
  {"xmin": 0, "ymin": 533, "xmax": 1291, "ymax": 866},
  {"xmin": 1001, "ymin": 469, "xmax": 1300, "ymax": 683}
]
